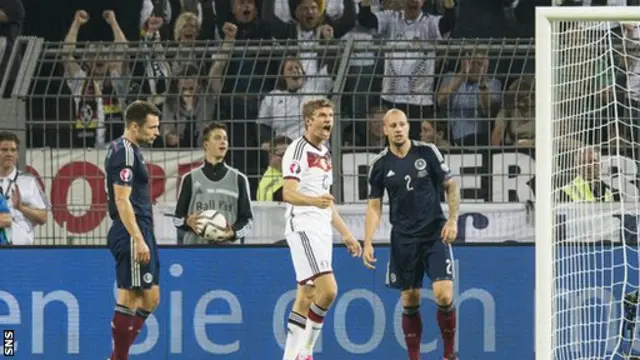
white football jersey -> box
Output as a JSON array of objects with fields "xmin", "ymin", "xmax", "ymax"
[
  {"xmin": 282, "ymin": 136, "xmax": 333, "ymax": 236},
  {"xmin": 374, "ymin": 11, "xmax": 444, "ymax": 106}
]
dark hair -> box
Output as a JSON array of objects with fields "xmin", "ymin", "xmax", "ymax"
[
  {"xmin": 125, "ymin": 101, "xmax": 161, "ymax": 127},
  {"xmin": 276, "ymin": 57, "xmax": 304, "ymax": 90},
  {"xmin": 202, "ymin": 122, "xmax": 227, "ymax": 142},
  {"xmin": 0, "ymin": 131, "xmax": 19, "ymax": 146}
]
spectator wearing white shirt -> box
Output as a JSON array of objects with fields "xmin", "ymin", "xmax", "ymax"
[
  {"xmin": 256, "ymin": 54, "xmax": 334, "ymax": 145},
  {"xmin": 0, "ymin": 131, "xmax": 49, "ymax": 245},
  {"xmin": 358, "ymin": 0, "xmax": 457, "ymax": 139}
]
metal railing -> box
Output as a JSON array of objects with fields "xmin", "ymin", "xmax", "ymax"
[{"xmin": 0, "ymin": 36, "xmax": 604, "ymax": 244}]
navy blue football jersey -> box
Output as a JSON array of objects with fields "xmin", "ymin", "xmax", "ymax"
[
  {"xmin": 104, "ymin": 137, "xmax": 153, "ymax": 221},
  {"xmin": 368, "ymin": 141, "xmax": 452, "ymax": 239}
]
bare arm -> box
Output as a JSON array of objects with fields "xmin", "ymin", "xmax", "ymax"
[
  {"xmin": 282, "ymin": 179, "xmax": 320, "ymax": 207},
  {"xmin": 443, "ymin": 178, "xmax": 460, "ymax": 221},
  {"xmin": 364, "ymin": 197, "xmax": 382, "ymax": 246},
  {"xmin": 208, "ymin": 22, "xmax": 237, "ymax": 94},
  {"xmin": 63, "ymin": 11, "xmax": 87, "ymax": 77},
  {"xmin": 436, "ymin": 73, "xmax": 465, "ymax": 106},
  {"xmin": 113, "ymin": 184, "xmax": 145, "ymax": 243},
  {"xmin": 104, "ymin": 10, "xmax": 128, "ymax": 75},
  {"xmin": 331, "ymin": 203, "xmax": 352, "ymax": 238},
  {"xmin": 17, "ymin": 205, "xmax": 47, "ymax": 225},
  {"xmin": 0, "ymin": 213, "xmax": 11, "ymax": 228}
]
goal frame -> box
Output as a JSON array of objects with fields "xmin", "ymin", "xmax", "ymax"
[{"xmin": 535, "ymin": 6, "xmax": 640, "ymax": 360}]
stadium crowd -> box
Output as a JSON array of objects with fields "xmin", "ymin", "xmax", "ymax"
[{"xmin": 3, "ymin": 0, "xmax": 639, "ymax": 204}]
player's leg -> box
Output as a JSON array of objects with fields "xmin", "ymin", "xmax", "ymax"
[
  {"xmin": 283, "ymin": 231, "xmax": 324, "ymax": 359},
  {"xmin": 283, "ymin": 283, "xmax": 314, "ymax": 360},
  {"xmin": 285, "ymin": 230, "xmax": 336, "ymax": 357},
  {"xmin": 302, "ymin": 272, "xmax": 337, "ymax": 354},
  {"xmin": 425, "ymin": 240, "xmax": 456, "ymax": 360},
  {"xmin": 388, "ymin": 237, "xmax": 424, "ymax": 360},
  {"xmin": 130, "ymin": 237, "xmax": 161, "ymax": 347},
  {"xmin": 110, "ymin": 237, "xmax": 142, "ymax": 360}
]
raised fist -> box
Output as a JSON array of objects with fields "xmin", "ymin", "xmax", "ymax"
[
  {"xmin": 318, "ymin": 24, "xmax": 334, "ymax": 40},
  {"xmin": 223, "ymin": 22, "xmax": 237, "ymax": 40},
  {"xmin": 74, "ymin": 10, "xmax": 89, "ymax": 25},
  {"xmin": 103, "ymin": 10, "xmax": 117, "ymax": 25}
]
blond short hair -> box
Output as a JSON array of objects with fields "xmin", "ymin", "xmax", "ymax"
[
  {"xmin": 173, "ymin": 12, "xmax": 200, "ymax": 41},
  {"xmin": 302, "ymin": 98, "xmax": 334, "ymax": 121}
]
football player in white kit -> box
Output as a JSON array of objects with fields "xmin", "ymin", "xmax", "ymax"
[{"xmin": 281, "ymin": 98, "xmax": 362, "ymax": 360}]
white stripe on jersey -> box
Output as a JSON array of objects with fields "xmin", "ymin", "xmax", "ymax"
[{"xmin": 123, "ymin": 138, "xmax": 135, "ymax": 167}]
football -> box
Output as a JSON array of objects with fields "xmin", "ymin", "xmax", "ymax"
[{"xmin": 196, "ymin": 210, "xmax": 228, "ymax": 241}]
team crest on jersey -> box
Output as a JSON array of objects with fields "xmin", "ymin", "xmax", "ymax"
[
  {"xmin": 414, "ymin": 159, "xmax": 427, "ymax": 171},
  {"xmin": 119, "ymin": 168, "xmax": 133, "ymax": 182},
  {"xmin": 307, "ymin": 152, "xmax": 332, "ymax": 172},
  {"xmin": 289, "ymin": 161, "xmax": 302, "ymax": 174}
]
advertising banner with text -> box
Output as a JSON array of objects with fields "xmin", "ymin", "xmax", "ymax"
[
  {"xmin": 25, "ymin": 149, "xmax": 640, "ymax": 244},
  {"xmin": 1, "ymin": 246, "xmax": 636, "ymax": 359}
]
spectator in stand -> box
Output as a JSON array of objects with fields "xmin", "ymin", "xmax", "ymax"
[
  {"xmin": 358, "ymin": 0, "xmax": 457, "ymax": 139},
  {"xmin": 127, "ymin": 0, "xmax": 172, "ymax": 112},
  {"xmin": 343, "ymin": 105, "xmax": 387, "ymax": 148},
  {"xmin": 0, "ymin": 131, "xmax": 49, "ymax": 245},
  {"xmin": 436, "ymin": 50, "xmax": 501, "ymax": 146},
  {"xmin": 263, "ymin": 0, "xmax": 356, "ymax": 75},
  {"xmin": 491, "ymin": 75, "xmax": 535, "ymax": 146},
  {"xmin": 62, "ymin": 10, "xmax": 128, "ymax": 148},
  {"xmin": 338, "ymin": 0, "xmax": 384, "ymax": 122},
  {"xmin": 213, "ymin": 0, "xmax": 280, "ymax": 187},
  {"xmin": 256, "ymin": 53, "xmax": 334, "ymax": 144},
  {"xmin": 171, "ymin": 12, "xmax": 208, "ymax": 74},
  {"xmin": 420, "ymin": 119, "xmax": 449, "ymax": 147},
  {"xmin": 163, "ymin": 22, "xmax": 236, "ymax": 147},
  {"xmin": 257, "ymin": 135, "xmax": 292, "ymax": 201}
]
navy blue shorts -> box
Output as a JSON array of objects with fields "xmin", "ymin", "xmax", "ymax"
[
  {"xmin": 386, "ymin": 232, "xmax": 454, "ymax": 290},
  {"xmin": 107, "ymin": 221, "xmax": 160, "ymax": 290}
]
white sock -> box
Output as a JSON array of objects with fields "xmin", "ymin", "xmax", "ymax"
[
  {"xmin": 283, "ymin": 311, "xmax": 307, "ymax": 360},
  {"xmin": 303, "ymin": 303, "xmax": 327, "ymax": 352}
]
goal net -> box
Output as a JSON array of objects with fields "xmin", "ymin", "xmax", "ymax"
[{"xmin": 536, "ymin": 7, "xmax": 640, "ymax": 360}]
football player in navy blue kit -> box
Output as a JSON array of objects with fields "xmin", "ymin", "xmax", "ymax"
[
  {"xmin": 104, "ymin": 100, "xmax": 161, "ymax": 360},
  {"xmin": 363, "ymin": 109, "xmax": 460, "ymax": 360}
]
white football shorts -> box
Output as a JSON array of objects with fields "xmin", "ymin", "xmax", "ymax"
[{"xmin": 286, "ymin": 230, "xmax": 333, "ymax": 284}]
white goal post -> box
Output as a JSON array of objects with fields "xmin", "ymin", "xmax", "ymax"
[{"xmin": 536, "ymin": 6, "xmax": 640, "ymax": 360}]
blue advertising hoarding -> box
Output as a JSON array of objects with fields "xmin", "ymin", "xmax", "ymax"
[{"xmin": 0, "ymin": 245, "xmax": 635, "ymax": 359}]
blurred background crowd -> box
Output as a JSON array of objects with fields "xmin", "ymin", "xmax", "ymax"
[{"xmin": 3, "ymin": 0, "xmax": 639, "ymax": 200}]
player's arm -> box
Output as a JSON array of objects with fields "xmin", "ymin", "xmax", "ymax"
[
  {"xmin": 426, "ymin": 144, "xmax": 460, "ymax": 242},
  {"xmin": 113, "ymin": 184, "xmax": 145, "ymax": 243},
  {"xmin": 223, "ymin": 173, "xmax": 254, "ymax": 241},
  {"xmin": 173, "ymin": 173, "xmax": 200, "ymax": 233},
  {"xmin": 364, "ymin": 158, "xmax": 385, "ymax": 245},
  {"xmin": 330, "ymin": 202, "xmax": 352, "ymax": 238},
  {"xmin": 331, "ymin": 202, "xmax": 362, "ymax": 257},
  {"xmin": 363, "ymin": 158, "xmax": 385, "ymax": 269},
  {"xmin": 108, "ymin": 154, "xmax": 145, "ymax": 243}
]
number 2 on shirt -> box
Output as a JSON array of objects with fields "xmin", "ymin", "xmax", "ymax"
[{"xmin": 405, "ymin": 175, "xmax": 414, "ymax": 191}]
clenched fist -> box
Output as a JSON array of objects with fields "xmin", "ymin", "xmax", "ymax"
[
  {"xmin": 74, "ymin": 10, "xmax": 89, "ymax": 25},
  {"xmin": 223, "ymin": 22, "xmax": 237, "ymax": 40},
  {"xmin": 317, "ymin": 24, "xmax": 334, "ymax": 40},
  {"xmin": 103, "ymin": 10, "xmax": 117, "ymax": 25}
]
